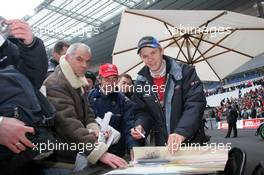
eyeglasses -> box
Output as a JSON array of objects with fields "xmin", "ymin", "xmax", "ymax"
[{"xmin": 102, "ymin": 77, "xmax": 118, "ymax": 83}]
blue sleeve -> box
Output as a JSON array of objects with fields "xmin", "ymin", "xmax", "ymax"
[{"xmin": 121, "ymin": 94, "xmax": 142, "ymax": 150}]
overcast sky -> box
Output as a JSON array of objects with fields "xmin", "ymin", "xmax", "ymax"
[{"xmin": 1, "ymin": 0, "xmax": 44, "ymax": 19}]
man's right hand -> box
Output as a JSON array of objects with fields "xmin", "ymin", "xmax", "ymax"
[
  {"xmin": 99, "ymin": 152, "xmax": 127, "ymax": 169},
  {"xmin": 0, "ymin": 117, "xmax": 35, "ymax": 153},
  {"xmin": 131, "ymin": 125, "xmax": 145, "ymax": 140}
]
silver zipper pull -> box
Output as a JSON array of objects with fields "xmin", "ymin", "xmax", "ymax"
[{"xmin": 14, "ymin": 107, "xmax": 19, "ymax": 118}]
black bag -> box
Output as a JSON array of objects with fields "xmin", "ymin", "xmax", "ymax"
[
  {"xmin": 223, "ymin": 147, "xmax": 246, "ymax": 175},
  {"xmin": 252, "ymin": 162, "xmax": 264, "ymax": 175},
  {"xmin": 0, "ymin": 65, "xmax": 56, "ymax": 174}
]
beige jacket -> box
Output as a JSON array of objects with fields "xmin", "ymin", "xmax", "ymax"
[{"xmin": 44, "ymin": 57, "xmax": 107, "ymax": 164}]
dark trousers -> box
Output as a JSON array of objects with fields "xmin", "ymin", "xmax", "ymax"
[{"xmin": 226, "ymin": 122, "xmax": 238, "ymax": 137}]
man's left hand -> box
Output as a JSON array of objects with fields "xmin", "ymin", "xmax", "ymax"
[
  {"xmin": 167, "ymin": 133, "xmax": 185, "ymax": 154},
  {"xmin": 6, "ymin": 19, "xmax": 34, "ymax": 45}
]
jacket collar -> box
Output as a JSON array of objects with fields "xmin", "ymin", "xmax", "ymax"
[
  {"xmin": 50, "ymin": 58, "xmax": 59, "ymax": 66},
  {"xmin": 59, "ymin": 56, "xmax": 88, "ymax": 90},
  {"xmin": 91, "ymin": 85, "xmax": 119, "ymax": 98},
  {"xmin": 89, "ymin": 86, "xmax": 120, "ymax": 105},
  {"xmin": 166, "ymin": 55, "xmax": 183, "ymax": 81},
  {"xmin": 90, "ymin": 85, "xmax": 103, "ymax": 98},
  {"xmin": 137, "ymin": 55, "xmax": 182, "ymax": 82}
]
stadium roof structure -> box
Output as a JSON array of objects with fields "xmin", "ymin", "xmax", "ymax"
[
  {"xmin": 20, "ymin": 0, "xmax": 264, "ymax": 73},
  {"xmin": 227, "ymin": 53, "xmax": 264, "ymax": 77},
  {"xmin": 22, "ymin": 0, "xmax": 154, "ymax": 49}
]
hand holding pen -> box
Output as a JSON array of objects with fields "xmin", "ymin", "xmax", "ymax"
[{"xmin": 131, "ymin": 125, "xmax": 145, "ymax": 140}]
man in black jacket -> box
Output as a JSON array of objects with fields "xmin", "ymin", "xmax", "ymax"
[
  {"xmin": 225, "ymin": 103, "xmax": 238, "ymax": 138},
  {"xmin": 131, "ymin": 36, "xmax": 207, "ymax": 153},
  {"xmin": 0, "ymin": 18, "xmax": 48, "ymax": 155},
  {"xmin": 47, "ymin": 40, "xmax": 69, "ymax": 77}
]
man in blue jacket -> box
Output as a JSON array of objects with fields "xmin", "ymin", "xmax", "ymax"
[{"xmin": 87, "ymin": 63, "xmax": 139, "ymax": 157}]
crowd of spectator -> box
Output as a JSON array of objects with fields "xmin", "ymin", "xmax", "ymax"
[
  {"xmin": 205, "ymin": 77, "xmax": 264, "ymax": 97},
  {"xmin": 211, "ymin": 85, "xmax": 264, "ymax": 122}
]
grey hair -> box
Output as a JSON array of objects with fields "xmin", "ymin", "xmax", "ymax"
[{"xmin": 66, "ymin": 43, "xmax": 91, "ymax": 56}]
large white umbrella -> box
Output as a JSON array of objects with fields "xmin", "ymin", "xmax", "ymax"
[{"xmin": 112, "ymin": 10, "xmax": 264, "ymax": 81}]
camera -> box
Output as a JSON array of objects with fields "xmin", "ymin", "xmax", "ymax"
[{"xmin": 0, "ymin": 16, "xmax": 10, "ymax": 47}]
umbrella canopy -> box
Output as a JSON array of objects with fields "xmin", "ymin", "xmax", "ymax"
[{"xmin": 112, "ymin": 10, "xmax": 264, "ymax": 81}]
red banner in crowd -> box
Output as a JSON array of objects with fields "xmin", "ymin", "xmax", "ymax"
[{"xmin": 218, "ymin": 118, "xmax": 264, "ymax": 129}]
